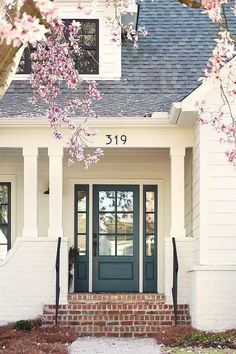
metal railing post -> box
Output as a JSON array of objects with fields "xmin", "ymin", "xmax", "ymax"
[
  {"xmin": 55, "ymin": 237, "xmax": 61, "ymax": 326},
  {"xmin": 172, "ymin": 237, "xmax": 179, "ymax": 326}
]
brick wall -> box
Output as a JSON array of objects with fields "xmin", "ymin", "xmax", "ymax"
[{"xmin": 43, "ymin": 293, "xmax": 191, "ymax": 337}]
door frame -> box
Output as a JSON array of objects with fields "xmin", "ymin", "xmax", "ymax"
[
  {"xmin": 92, "ymin": 184, "xmax": 140, "ymax": 292},
  {"xmin": 72, "ymin": 179, "xmax": 164, "ymax": 293}
]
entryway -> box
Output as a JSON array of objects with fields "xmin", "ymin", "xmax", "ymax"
[{"xmin": 74, "ymin": 183, "xmax": 158, "ymax": 293}]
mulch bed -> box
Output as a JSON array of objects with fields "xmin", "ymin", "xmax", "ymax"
[
  {"xmin": 0, "ymin": 320, "xmax": 77, "ymax": 354},
  {"xmin": 156, "ymin": 326, "xmax": 197, "ymax": 347},
  {"xmin": 156, "ymin": 326, "xmax": 236, "ymax": 349}
]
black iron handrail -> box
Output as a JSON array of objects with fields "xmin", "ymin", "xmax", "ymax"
[
  {"xmin": 172, "ymin": 237, "xmax": 179, "ymax": 326},
  {"xmin": 55, "ymin": 237, "xmax": 61, "ymax": 326}
]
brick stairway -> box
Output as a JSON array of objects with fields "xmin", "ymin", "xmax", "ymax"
[{"xmin": 43, "ymin": 293, "xmax": 191, "ymax": 337}]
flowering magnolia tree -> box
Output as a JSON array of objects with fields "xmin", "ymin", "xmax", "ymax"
[{"xmin": 0, "ymin": 0, "xmax": 236, "ymax": 166}]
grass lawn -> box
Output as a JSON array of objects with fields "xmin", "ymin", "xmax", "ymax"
[{"xmin": 164, "ymin": 348, "xmax": 236, "ymax": 354}]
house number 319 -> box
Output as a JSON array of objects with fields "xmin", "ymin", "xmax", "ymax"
[{"xmin": 106, "ymin": 134, "xmax": 127, "ymax": 145}]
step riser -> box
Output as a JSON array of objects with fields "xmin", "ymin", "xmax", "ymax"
[{"xmin": 43, "ymin": 294, "xmax": 191, "ymax": 337}]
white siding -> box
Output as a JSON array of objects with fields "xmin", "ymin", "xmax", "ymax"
[{"xmin": 204, "ymin": 126, "xmax": 236, "ymax": 264}]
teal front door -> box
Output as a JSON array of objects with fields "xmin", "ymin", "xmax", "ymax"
[{"xmin": 93, "ymin": 185, "xmax": 139, "ymax": 292}]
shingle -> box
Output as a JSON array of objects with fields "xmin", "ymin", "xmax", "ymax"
[{"xmin": 0, "ymin": 0, "xmax": 219, "ymax": 118}]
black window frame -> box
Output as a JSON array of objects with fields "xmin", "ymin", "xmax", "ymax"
[
  {"xmin": 0, "ymin": 182, "xmax": 11, "ymax": 255},
  {"xmin": 17, "ymin": 19, "xmax": 99, "ymax": 75}
]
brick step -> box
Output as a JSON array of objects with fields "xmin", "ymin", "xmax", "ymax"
[
  {"xmin": 67, "ymin": 293, "xmax": 166, "ymax": 304},
  {"xmin": 43, "ymin": 293, "xmax": 191, "ymax": 336}
]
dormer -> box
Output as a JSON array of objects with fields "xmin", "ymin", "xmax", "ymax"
[{"xmin": 14, "ymin": 0, "xmax": 139, "ymax": 81}]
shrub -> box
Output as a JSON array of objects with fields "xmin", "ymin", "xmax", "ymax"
[{"xmin": 13, "ymin": 320, "xmax": 32, "ymax": 332}]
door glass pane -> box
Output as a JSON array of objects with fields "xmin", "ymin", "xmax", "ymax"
[
  {"xmin": 146, "ymin": 235, "xmax": 155, "ymax": 256},
  {"xmin": 146, "ymin": 213, "xmax": 155, "ymax": 234},
  {"xmin": 117, "ymin": 235, "xmax": 133, "ymax": 256},
  {"xmin": 99, "ymin": 213, "xmax": 115, "ymax": 233},
  {"xmin": 0, "ymin": 225, "xmax": 7, "ymax": 243},
  {"xmin": 117, "ymin": 191, "xmax": 133, "ymax": 212},
  {"xmin": 0, "ymin": 205, "xmax": 8, "ymax": 223},
  {"xmin": 0, "ymin": 185, "xmax": 8, "ymax": 204},
  {"xmin": 99, "ymin": 234, "xmax": 115, "ymax": 255},
  {"xmin": 77, "ymin": 234, "xmax": 86, "ymax": 256},
  {"xmin": 117, "ymin": 213, "xmax": 133, "ymax": 234},
  {"xmin": 146, "ymin": 191, "xmax": 155, "ymax": 212},
  {"xmin": 78, "ymin": 213, "xmax": 86, "ymax": 234},
  {"xmin": 0, "ymin": 244, "xmax": 7, "ymax": 259},
  {"xmin": 99, "ymin": 191, "xmax": 115, "ymax": 211},
  {"xmin": 78, "ymin": 191, "xmax": 86, "ymax": 211}
]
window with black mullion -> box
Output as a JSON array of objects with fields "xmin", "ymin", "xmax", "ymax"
[{"xmin": 0, "ymin": 183, "xmax": 11, "ymax": 259}]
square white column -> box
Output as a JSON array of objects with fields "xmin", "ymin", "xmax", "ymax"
[
  {"xmin": 23, "ymin": 146, "xmax": 38, "ymax": 238},
  {"xmin": 170, "ymin": 147, "xmax": 186, "ymax": 239},
  {"xmin": 48, "ymin": 146, "xmax": 63, "ymax": 238}
]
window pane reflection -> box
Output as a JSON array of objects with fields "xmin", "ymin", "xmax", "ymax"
[
  {"xmin": 99, "ymin": 213, "xmax": 115, "ymax": 233},
  {"xmin": 146, "ymin": 235, "xmax": 155, "ymax": 256},
  {"xmin": 99, "ymin": 234, "xmax": 115, "ymax": 255},
  {"xmin": 78, "ymin": 191, "xmax": 86, "ymax": 211},
  {"xmin": 0, "ymin": 225, "xmax": 7, "ymax": 243},
  {"xmin": 0, "ymin": 206, "xmax": 8, "ymax": 224},
  {"xmin": 146, "ymin": 191, "xmax": 155, "ymax": 212},
  {"xmin": 99, "ymin": 191, "xmax": 115, "ymax": 211},
  {"xmin": 78, "ymin": 234, "xmax": 86, "ymax": 256},
  {"xmin": 78, "ymin": 213, "xmax": 86, "ymax": 234},
  {"xmin": 117, "ymin": 213, "xmax": 133, "ymax": 234},
  {"xmin": 0, "ymin": 185, "xmax": 8, "ymax": 204},
  {"xmin": 117, "ymin": 191, "xmax": 133, "ymax": 212},
  {"xmin": 146, "ymin": 213, "xmax": 155, "ymax": 233},
  {"xmin": 117, "ymin": 235, "xmax": 133, "ymax": 256}
]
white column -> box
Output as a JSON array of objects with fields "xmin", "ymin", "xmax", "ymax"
[
  {"xmin": 48, "ymin": 146, "xmax": 63, "ymax": 238},
  {"xmin": 170, "ymin": 147, "xmax": 186, "ymax": 239},
  {"xmin": 23, "ymin": 146, "xmax": 38, "ymax": 238}
]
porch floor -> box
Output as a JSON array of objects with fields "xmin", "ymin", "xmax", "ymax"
[{"xmin": 43, "ymin": 293, "xmax": 191, "ymax": 337}]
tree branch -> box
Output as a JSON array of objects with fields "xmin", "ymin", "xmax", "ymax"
[{"xmin": 177, "ymin": 0, "xmax": 202, "ymax": 9}]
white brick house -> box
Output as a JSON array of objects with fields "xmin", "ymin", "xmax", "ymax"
[{"xmin": 0, "ymin": 0, "xmax": 236, "ymax": 332}]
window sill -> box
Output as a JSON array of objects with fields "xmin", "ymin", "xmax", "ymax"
[{"xmin": 13, "ymin": 74, "xmax": 121, "ymax": 81}]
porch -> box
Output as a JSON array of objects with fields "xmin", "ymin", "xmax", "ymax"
[{"xmin": 0, "ymin": 121, "xmax": 193, "ymax": 324}]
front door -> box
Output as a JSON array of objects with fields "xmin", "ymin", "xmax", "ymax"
[{"xmin": 93, "ymin": 185, "xmax": 139, "ymax": 292}]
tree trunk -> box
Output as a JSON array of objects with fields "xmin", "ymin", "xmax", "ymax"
[{"xmin": 0, "ymin": 0, "xmax": 50, "ymax": 98}]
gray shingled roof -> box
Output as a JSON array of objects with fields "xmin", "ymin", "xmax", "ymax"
[{"xmin": 0, "ymin": 0, "xmax": 216, "ymax": 118}]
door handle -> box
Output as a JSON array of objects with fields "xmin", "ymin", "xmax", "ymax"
[{"xmin": 93, "ymin": 233, "xmax": 97, "ymax": 257}]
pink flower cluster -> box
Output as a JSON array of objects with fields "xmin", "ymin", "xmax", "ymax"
[
  {"xmin": 30, "ymin": 18, "xmax": 102, "ymax": 167},
  {"xmin": 0, "ymin": 12, "xmax": 47, "ymax": 47},
  {"xmin": 105, "ymin": 0, "xmax": 148, "ymax": 48},
  {"xmin": 196, "ymin": 1, "xmax": 236, "ymax": 166},
  {"xmin": 201, "ymin": 0, "xmax": 227, "ymax": 22},
  {"xmin": 204, "ymin": 31, "xmax": 235, "ymax": 80}
]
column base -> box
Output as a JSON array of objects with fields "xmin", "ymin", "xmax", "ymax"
[{"xmin": 189, "ymin": 265, "xmax": 236, "ymax": 330}]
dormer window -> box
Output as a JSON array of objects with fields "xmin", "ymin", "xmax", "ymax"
[{"xmin": 16, "ymin": 19, "xmax": 99, "ymax": 75}]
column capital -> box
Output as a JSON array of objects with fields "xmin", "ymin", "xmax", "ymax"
[
  {"xmin": 170, "ymin": 147, "xmax": 185, "ymax": 157},
  {"xmin": 48, "ymin": 146, "xmax": 64, "ymax": 157},
  {"xmin": 23, "ymin": 146, "xmax": 38, "ymax": 157}
]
